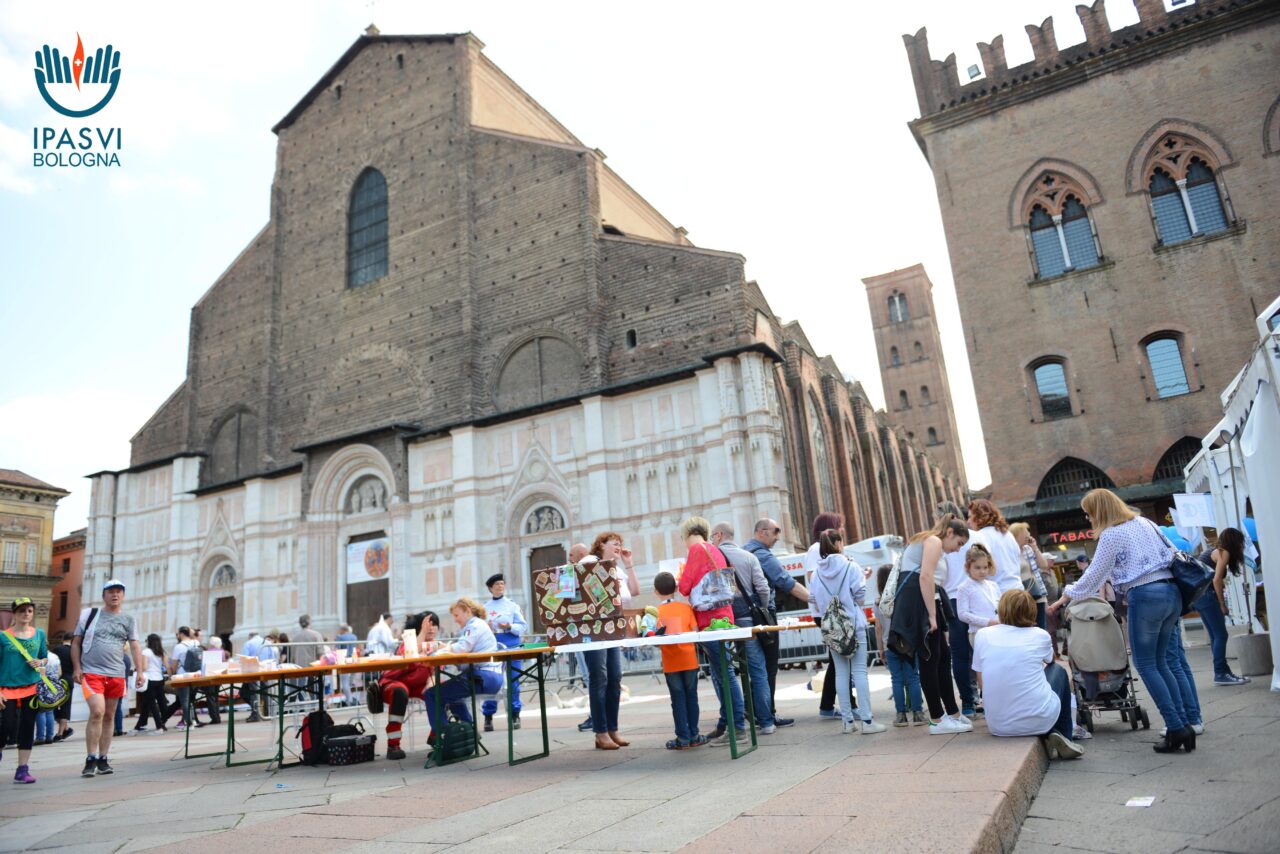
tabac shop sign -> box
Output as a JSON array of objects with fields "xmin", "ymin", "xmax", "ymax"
[
  {"xmin": 31, "ymin": 33, "xmax": 123, "ymax": 167},
  {"xmin": 1045, "ymin": 529, "xmax": 1096, "ymax": 544}
]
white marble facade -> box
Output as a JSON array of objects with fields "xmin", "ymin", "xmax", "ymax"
[{"xmin": 83, "ymin": 353, "xmax": 793, "ymax": 641}]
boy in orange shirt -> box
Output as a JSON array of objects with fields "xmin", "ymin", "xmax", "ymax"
[{"xmin": 655, "ymin": 572, "xmax": 707, "ymax": 749}]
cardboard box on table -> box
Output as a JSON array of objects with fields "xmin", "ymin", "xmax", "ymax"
[{"xmin": 533, "ymin": 558, "xmax": 627, "ymax": 645}]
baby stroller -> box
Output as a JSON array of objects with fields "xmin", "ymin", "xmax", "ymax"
[{"xmin": 1065, "ymin": 597, "xmax": 1151, "ymax": 733}]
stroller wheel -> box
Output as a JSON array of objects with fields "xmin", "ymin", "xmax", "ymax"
[
  {"xmin": 1120, "ymin": 709, "xmax": 1128, "ymax": 723},
  {"xmin": 1129, "ymin": 708, "xmax": 1139, "ymax": 730},
  {"xmin": 1139, "ymin": 708, "xmax": 1151, "ymax": 730}
]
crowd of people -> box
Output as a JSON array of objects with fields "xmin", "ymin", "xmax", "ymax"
[{"xmin": 1, "ymin": 485, "xmax": 1250, "ymax": 782}]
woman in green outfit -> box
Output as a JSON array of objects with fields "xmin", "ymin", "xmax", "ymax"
[{"xmin": 1, "ymin": 596, "xmax": 48, "ymax": 784}]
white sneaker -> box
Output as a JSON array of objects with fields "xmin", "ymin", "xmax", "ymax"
[
  {"xmin": 1047, "ymin": 731, "xmax": 1084, "ymax": 760},
  {"xmin": 758, "ymin": 724, "xmax": 777, "ymax": 735},
  {"xmin": 929, "ymin": 716, "xmax": 970, "ymax": 735},
  {"xmin": 859, "ymin": 720, "xmax": 887, "ymax": 734},
  {"xmin": 841, "ymin": 720, "xmax": 856, "ymax": 734},
  {"xmin": 953, "ymin": 713, "xmax": 973, "ymax": 728}
]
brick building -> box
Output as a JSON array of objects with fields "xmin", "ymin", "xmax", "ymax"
[
  {"xmin": 863, "ymin": 264, "xmax": 967, "ymax": 490},
  {"xmin": 84, "ymin": 32, "xmax": 964, "ymax": 640},
  {"xmin": 0, "ymin": 469, "xmax": 66, "ymax": 630},
  {"xmin": 903, "ymin": 0, "xmax": 1280, "ymax": 552},
  {"xmin": 48, "ymin": 528, "xmax": 86, "ymax": 637}
]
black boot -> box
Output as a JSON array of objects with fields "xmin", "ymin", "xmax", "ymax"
[
  {"xmin": 483, "ymin": 714, "xmax": 494, "ymax": 732},
  {"xmin": 1153, "ymin": 726, "xmax": 1196, "ymax": 753}
]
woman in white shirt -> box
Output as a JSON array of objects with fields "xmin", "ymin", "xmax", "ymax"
[
  {"xmin": 973, "ymin": 590, "xmax": 1082, "ymax": 760},
  {"xmin": 132, "ymin": 634, "xmax": 168, "ymax": 733},
  {"xmin": 424, "ymin": 598, "xmax": 503, "ymax": 734}
]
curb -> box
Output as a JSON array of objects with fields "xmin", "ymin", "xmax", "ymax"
[{"xmin": 974, "ymin": 739, "xmax": 1050, "ymax": 853}]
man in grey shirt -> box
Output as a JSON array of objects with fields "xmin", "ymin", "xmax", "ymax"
[
  {"xmin": 710, "ymin": 522, "xmax": 778, "ymax": 734},
  {"xmin": 71, "ymin": 579, "xmax": 144, "ymax": 778},
  {"xmin": 293, "ymin": 614, "xmax": 325, "ymax": 666}
]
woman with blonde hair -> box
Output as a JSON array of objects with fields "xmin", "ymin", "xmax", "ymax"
[
  {"xmin": 1048, "ymin": 489, "xmax": 1199, "ymax": 753},
  {"xmin": 678, "ymin": 516, "xmax": 746, "ymax": 744},
  {"xmin": 972, "ymin": 590, "xmax": 1082, "ymax": 760},
  {"xmin": 423, "ymin": 597, "xmax": 502, "ymax": 735},
  {"xmin": 1008, "ymin": 522, "xmax": 1050, "ymax": 630}
]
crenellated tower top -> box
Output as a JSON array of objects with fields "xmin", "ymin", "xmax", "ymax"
[{"xmin": 903, "ymin": 0, "xmax": 1274, "ymax": 129}]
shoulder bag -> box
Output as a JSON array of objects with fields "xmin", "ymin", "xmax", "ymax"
[
  {"xmin": 729, "ymin": 557, "xmax": 777, "ymax": 648},
  {"xmin": 1145, "ymin": 519, "xmax": 1213, "ymax": 615},
  {"xmin": 3, "ymin": 630, "xmax": 70, "ymax": 710}
]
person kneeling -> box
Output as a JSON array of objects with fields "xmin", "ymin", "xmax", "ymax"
[{"xmin": 972, "ymin": 589, "xmax": 1083, "ymax": 760}]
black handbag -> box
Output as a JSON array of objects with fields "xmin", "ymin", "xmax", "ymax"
[
  {"xmin": 728, "ymin": 557, "xmax": 777, "ymax": 648},
  {"xmin": 1148, "ymin": 521, "xmax": 1214, "ymax": 615},
  {"xmin": 366, "ymin": 679, "xmax": 384, "ymax": 715}
]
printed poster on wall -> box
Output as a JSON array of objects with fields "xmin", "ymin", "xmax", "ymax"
[{"xmin": 347, "ymin": 538, "xmax": 391, "ymax": 585}]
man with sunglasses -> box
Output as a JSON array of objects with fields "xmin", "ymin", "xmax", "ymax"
[{"xmin": 744, "ymin": 518, "xmax": 810, "ymax": 726}]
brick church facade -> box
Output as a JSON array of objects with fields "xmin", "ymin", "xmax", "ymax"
[
  {"xmin": 84, "ymin": 33, "xmax": 964, "ymax": 639},
  {"xmin": 904, "ymin": 0, "xmax": 1279, "ymax": 551}
]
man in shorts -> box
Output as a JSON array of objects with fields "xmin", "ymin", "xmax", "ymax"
[{"xmin": 71, "ymin": 579, "xmax": 145, "ymax": 777}]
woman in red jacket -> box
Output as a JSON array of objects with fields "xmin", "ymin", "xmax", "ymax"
[{"xmin": 677, "ymin": 516, "xmax": 745, "ymax": 744}]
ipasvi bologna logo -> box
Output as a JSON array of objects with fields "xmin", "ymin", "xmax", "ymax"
[{"xmin": 32, "ymin": 33, "xmax": 123, "ymax": 167}]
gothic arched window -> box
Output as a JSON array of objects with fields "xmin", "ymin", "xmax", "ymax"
[
  {"xmin": 1024, "ymin": 172, "xmax": 1101, "ymax": 279},
  {"xmin": 348, "ymin": 168, "xmax": 389, "ymax": 287},
  {"xmin": 1144, "ymin": 334, "xmax": 1191, "ymax": 399},
  {"xmin": 1145, "ymin": 135, "xmax": 1231, "ymax": 245},
  {"xmin": 888, "ymin": 292, "xmax": 909, "ymax": 324},
  {"xmin": 1031, "ymin": 360, "xmax": 1072, "ymax": 420}
]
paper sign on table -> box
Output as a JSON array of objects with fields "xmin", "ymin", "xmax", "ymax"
[
  {"xmin": 402, "ymin": 627, "xmax": 418, "ymax": 657},
  {"xmin": 202, "ymin": 650, "xmax": 226, "ymax": 675}
]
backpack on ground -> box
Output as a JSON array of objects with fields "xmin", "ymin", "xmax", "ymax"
[
  {"xmin": 298, "ymin": 710, "xmax": 334, "ymax": 766},
  {"xmin": 817, "ymin": 567, "xmax": 860, "ymax": 657},
  {"xmin": 182, "ymin": 643, "xmax": 203, "ymax": 675}
]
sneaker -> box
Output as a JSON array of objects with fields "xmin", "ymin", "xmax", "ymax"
[
  {"xmin": 1214, "ymin": 673, "xmax": 1251, "ymax": 686},
  {"xmin": 710, "ymin": 729, "xmax": 748, "ymax": 746},
  {"xmin": 841, "ymin": 720, "xmax": 856, "ymax": 734},
  {"xmin": 911, "ymin": 711, "xmax": 928, "ymax": 727},
  {"xmin": 483, "ymin": 715, "xmax": 494, "ymax": 733},
  {"xmin": 708, "ymin": 723, "xmax": 727, "ymax": 741},
  {"xmin": 688, "ymin": 734, "xmax": 709, "ymax": 747},
  {"xmin": 63, "ymin": 728, "xmax": 74, "ymax": 740},
  {"xmin": 774, "ymin": 717, "xmax": 796, "ymax": 728},
  {"xmin": 1046, "ymin": 731, "xmax": 1084, "ymax": 760},
  {"xmin": 386, "ymin": 747, "xmax": 406, "ymax": 761},
  {"xmin": 13, "ymin": 765, "xmax": 35, "ymax": 784},
  {"xmin": 513, "ymin": 713, "xmax": 521, "ymax": 731},
  {"xmin": 758, "ymin": 724, "xmax": 777, "ymax": 735},
  {"xmin": 577, "ymin": 717, "xmax": 594, "ymax": 733},
  {"xmin": 95, "ymin": 757, "xmax": 113, "ymax": 775},
  {"xmin": 818, "ymin": 708, "xmax": 840, "ymax": 720},
  {"xmin": 245, "ymin": 713, "xmax": 263, "ymax": 723},
  {"xmin": 894, "ymin": 712, "xmax": 909, "ymax": 728},
  {"xmin": 175, "ymin": 722, "xmax": 187, "ymax": 731},
  {"xmin": 860, "ymin": 720, "xmax": 888, "ymax": 734},
  {"xmin": 81, "ymin": 757, "xmax": 97, "ymax": 778},
  {"xmin": 961, "ymin": 707, "xmax": 975, "ymax": 718},
  {"xmin": 953, "ymin": 713, "xmax": 973, "ymax": 728},
  {"xmin": 930, "ymin": 716, "xmax": 971, "ymax": 735}
]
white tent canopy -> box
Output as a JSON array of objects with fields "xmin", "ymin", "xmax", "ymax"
[{"xmin": 1187, "ymin": 295, "xmax": 1280, "ymax": 691}]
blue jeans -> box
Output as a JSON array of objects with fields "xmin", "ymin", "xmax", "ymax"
[
  {"xmin": 703, "ymin": 641, "xmax": 745, "ymax": 730},
  {"xmin": 35, "ymin": 709, "xmax": 55, "ymax": 742},
  {"xmin": 831, "ymin": 645, "xmax": 874, "ymax": 724},
  {"xmin": 1167, "ymin": 622, "xmax": 1202, "ymax": 725},
  {"xmin": 114, "ymin": 696, "xmax": 124, "ymax": 732},
  {"xmin": 665, "ymin": 669, "xmax": 700, "ymax": 742},
  {"xmin": 948, "ymin": 598, "xmax": 976, "ymax": 710},
  {"xmin": 482, "ymin": 634, "xmax": 524, "ymax": 716},
  {"xmin": 1128, "ymin": 580, "xmax": 1193, "ymax": 732},
  {"xmin": 885, "ymin": 647, "xmax": 924, "ymax": 714},
  {"xmin": 1044, "ymin": 662, "xmax": 1073, "ymax": 739},
  {"xmin": 585, "ymin": 647, "xmax": 622, "ymax": 734},
  {"xmin": 1193, "ymin": 588, "xmax": 1233, "ymax": 678},
  {"xmin": 743, "ymin": 637, "xmax": 775, "ymax": 728},
  {"xmin": 424, "ymin": 667, "xmax": 504, "ymax": 732}
]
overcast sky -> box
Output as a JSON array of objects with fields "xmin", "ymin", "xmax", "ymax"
[{"xmin": 1, "ymin": 0, "xmax": 1167, "ymax": 538}]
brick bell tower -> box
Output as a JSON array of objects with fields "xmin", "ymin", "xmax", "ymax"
[{"xmin": 863, "ymin": 264, "xmax": 967, "ymax": 491}]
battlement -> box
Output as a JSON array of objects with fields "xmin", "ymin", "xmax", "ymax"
[{"xmin": 903, "ymin": 0, "xmax": 1271, "ymax": 121}]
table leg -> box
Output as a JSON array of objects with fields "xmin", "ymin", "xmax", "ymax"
[
  {"xmin": 507, "ymin": 654, "xmax": 550, "ymax": 766},
  {"xmin": 725, "ymin": 640, "xmax": 758, "ymax": 760}
]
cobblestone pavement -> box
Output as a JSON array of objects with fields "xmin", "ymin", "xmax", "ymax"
[
  {"xmin": 1, "ymin": 666, "xmax": 1051, "ymax": 853},
  {"xmin": 1015, "ymin": 627, "xmax": 1280, "ymax": 854}
]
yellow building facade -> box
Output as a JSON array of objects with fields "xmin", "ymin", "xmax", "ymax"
[{"xmin": 0, "ymin": 469, "xmax": 67, "ymax": 628}]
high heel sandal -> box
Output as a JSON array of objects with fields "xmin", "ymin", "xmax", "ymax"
[{"xmin": 1153, "ymin": 725, "xmax": 1196, "ymax": 753}]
